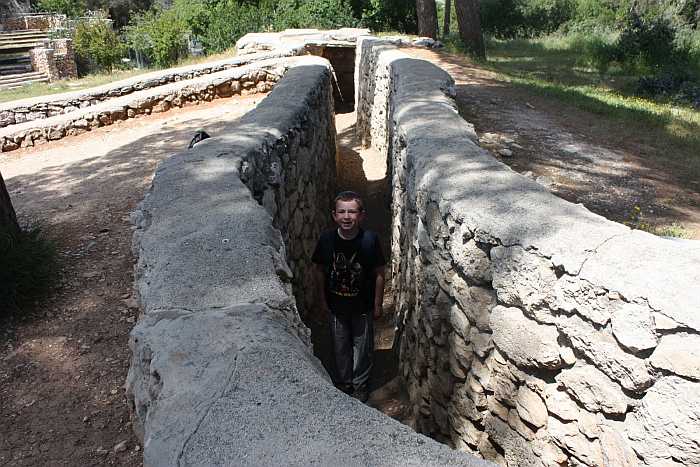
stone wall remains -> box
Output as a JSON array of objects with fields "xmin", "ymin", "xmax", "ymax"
[
  {"xmin": 356, "ymin": 36, "xmax": 700, "ymax": 467},
  {"xmin": 126, "ymin": 54, "xmax": 488, "ymax": 467},
  {"xmin": 0, "ymin": 59, "xmax": 288, "ymax": 152},
  {"xmin": 29, "ymin": 39, "xmax": 77, "ymax": 82},
  {"xmin": 0, "ymin": 48, "xmax": 303, "ymax": 129},
  {"xmin": 29, "ymin": 47, "xmax": 58, "ymax": 81},
  {"xmin": 52, "ymin": 38, "xmax": 77, "ymax": 79},
  {"xmin": 2, "ymin": 13, "xmax": 66, "ymax": 31}
]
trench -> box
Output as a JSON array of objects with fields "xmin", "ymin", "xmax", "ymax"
[{"xmin": 299, "ymin": 45, "xmax": 414, "ymax": 424}]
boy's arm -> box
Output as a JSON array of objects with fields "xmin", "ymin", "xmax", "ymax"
[
  {"xmin": 315, "ymin": 263, "xmax": 330, "ymax": 318},
  {"xmin": 373, "ymin": 265, "xmax": 385, "ymax": 320}
]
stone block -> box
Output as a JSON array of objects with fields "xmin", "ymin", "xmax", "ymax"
[
  {"xmin": 514, "ymin": 385, "xmax": 547, "ymax": 428},
  {"xmin": 490, "ymin": 306, "xmax": 563, "ymax": 370},
  {"xmin": 650, "ymin": 332, "xmax": 700, "ymax": 379},
  {"xmin": 555, "ymin": 364, "xmax": 629, "ymax": 415},
  {"xmin": 611, "ymin": 301, "xmax": 658, "ymax": 353},
  {"xmin": 491, "ymin": 245, "xmax": 557, "ymax": 312}
]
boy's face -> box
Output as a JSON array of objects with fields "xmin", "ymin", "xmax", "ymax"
[{"xmin": 333, "ymin": 199, "xmax": 365, "ymax": 235}]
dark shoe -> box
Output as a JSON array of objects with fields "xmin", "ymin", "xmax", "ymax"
[{"xmin": 352, "ymin": 385, "xmax": 369, "ymax": 402}]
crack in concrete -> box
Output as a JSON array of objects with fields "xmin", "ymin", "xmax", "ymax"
[
  {"xmin": 576, "ymin": 232, "xmax": 627, "ymax": 276},
  {"xmin": 176, "ymin": 354, "xmax": 240, "ymax": 467}
]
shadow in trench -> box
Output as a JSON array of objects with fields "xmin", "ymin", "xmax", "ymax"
[{"xmin": 307, "ymin": 111, "xmax": 413, "ymax": 424}]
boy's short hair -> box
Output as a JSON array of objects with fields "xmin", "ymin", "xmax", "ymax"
[{"xmin": 333, "ymin": 191, "xmax": 364, "ymax": 212}]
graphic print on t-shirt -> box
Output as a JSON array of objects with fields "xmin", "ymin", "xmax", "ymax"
[{"xmin": 330, "ymin": 252, "xmax": 363, "ymax": 297}]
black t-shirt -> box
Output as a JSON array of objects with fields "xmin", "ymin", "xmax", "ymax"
[{"xmin": 312, "ymin": 228, "xmax": 386, "ymax": 314}]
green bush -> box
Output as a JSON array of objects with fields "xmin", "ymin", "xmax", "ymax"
[
  {"xmin": 73, "ymin": 20, "xmax": 125, "ymax": 73},
  {"xmin": 36, "ymin": 0, "xmax": 87, "ymax": 17},
  {"xmin": 481, "ymin": 0, "xmax": 574, "ymax": 38},
  {"xmin": 125, "ymin": 3, "xmax": 191, "ymax": 67},
  {"xmin": 360, "ymin": 0, "xmax": 417, "ymax": 34},
  {"xmin": 187, "ymin": 0, "xmax": 358, "ymax": 55},
  {"xmin": 0, "ymin": 225, "xmax": 57, "ymax": 315}
]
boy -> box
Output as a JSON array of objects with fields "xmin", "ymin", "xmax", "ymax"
[{"xmin": 312, "ymin": 191, "xmax": 385, "ymax": 402}]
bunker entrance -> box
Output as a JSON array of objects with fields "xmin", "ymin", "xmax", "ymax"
[{"xmin": 320, "ymin": 45, "xmax": 356, "ymax": 114}]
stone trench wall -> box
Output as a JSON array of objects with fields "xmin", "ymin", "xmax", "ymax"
[
  {"xmin": 356, "ymin": 37, "xmax": 700, "ymax": 467},
  {"xmin": 0, "ymin": 60, "xmax": 287, "ymax": 152},
  {"xmin": 0, "ymin": 48, "xmax": 303, "ymax": 129},
  {"xmin": 126, "ymin": 54, "xmax": 488, "ymax": 467}
]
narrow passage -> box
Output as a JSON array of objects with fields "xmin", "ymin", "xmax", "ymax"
[{"xmin": 308, "ymin": 110, "xmax": 414, "ymax": 425}]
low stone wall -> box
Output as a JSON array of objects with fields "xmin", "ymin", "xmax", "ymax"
[
  {"xmin": 356, "ymin": 37, "xmax": 700, "ymax": 467},
  {"xmin": 0, "ymin": 58, "xmax": 290, "ymax": 152},
  {"xmin": 126, "ymin": 55, "xmax": 488, "ymax": 467},
  {"xmin": 0, "ymin": 48, "xmax": 303, "ymax": 129},
  {"xmin": 2, "ymin": 13, "xmax": 65, "ymax": 31}
]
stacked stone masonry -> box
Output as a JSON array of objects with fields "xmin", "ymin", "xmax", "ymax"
[
  {"xmin": 0, "ymin": 58, "xmax": 293, "ymax": 152},
  {"xmin": 1, "ymin": 14, "xmax": 66, "ymax": 31},
  {"xmin": 29, "ymin": 38, "xmax": 77, "ymax": 82},
  {"xmin": 355, "ymin": 37, "xmax": 700, "ymax": 467},
  {"xmin": 126, "ymin": 54, "xmax": 488, "ymax": 466}
]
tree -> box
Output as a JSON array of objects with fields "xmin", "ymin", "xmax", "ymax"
[
  {"xmin": 73, "ymin": 20, "xmax": 125, "ymax": 73},
  {"xmin": 0, "ymin": 171, "xmax": 20, "ymax": 239},
  {"xmin": 415, "ymin": 0, "xmax": 437, "ymax": 38},
  {"xmin": 443, "ymin": 0, "xmax": 451, "ymax": 35},
  {"xmin": 455, "ymin": 0, "xmax": 484, "ymax": 59},
  {"xmin": 36, "ymin": 0, "xmax": 87, "ymax": 17}
]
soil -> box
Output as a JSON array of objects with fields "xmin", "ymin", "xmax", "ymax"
[
  {"xmin": 0, "ymin": 95, "xmax": 262, "ymax": 466},
  {"xmin": 405, "ymin": 47, "xmax": 700, "ymax": 239}
]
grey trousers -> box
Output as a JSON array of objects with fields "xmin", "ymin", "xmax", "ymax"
[{"xmin": 328, "ymin": 311, "xmax": 373, "ymax": 388}]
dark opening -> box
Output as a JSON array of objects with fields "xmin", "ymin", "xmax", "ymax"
[{"xmin": 321, "ymin": 45, "xmax": 356, "ymax": 114}]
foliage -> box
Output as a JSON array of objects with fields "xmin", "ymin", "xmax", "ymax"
[
  {"xmin": 125, "ymin": 2, "xmax": 191, "ymax": 67},
  {"xmin": 36, "ymin": 0, "xmax": 86, "ymax": 17},
  {"xmin": 360, "ymin": 0, "xmax": 418, "ymax": 34},
  {"xmin": 167, "ymin": 0, "xmax": 357, "ymax": 55},
  {"xmin": 624, "ymin": 205, "xmax": 691, "ymax": 238},
  {"xmin": 73, "ymin": 20, "xmax": 125, "ymax": 73},
  {"xmin": 481, "ymin": 0, "xmax": 574, "ymax": 38},
  {"xmin": 0, "ymin": 224, "xmax": 57, "ymax": 315}
]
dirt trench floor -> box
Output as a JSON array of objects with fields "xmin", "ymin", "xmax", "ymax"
[
  {"xmin": 406, "ymin": 47, "xmax": 700, "ymax": 239},
  {"xmin": 0, "ymin": 95, "xmax": 262, "ymax": 466}
]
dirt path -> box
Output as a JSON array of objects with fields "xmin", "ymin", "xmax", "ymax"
[
  {"xmin": 0, "ymin": 95, "xmax": 261, "ymax": 466},
  {"xmin": 405, "ymin": 47, "xmax": 700, "ymax": 239}
]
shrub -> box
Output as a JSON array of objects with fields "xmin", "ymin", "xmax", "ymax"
[
  {"xmin": 188, "ymin": 0, "xmax": 358, "ymax": 55},
  {"xmin": 360, "ymin": 0, "xmax": 417, "ymax": 34},
  {"xmin": 73, "ymin": 20, "xmax": 126, "ymax": 73},
  {"xmin": 481, "ymin": 0, "xmax": 574, "ymax": 38},
  {"xmin": 0, "ymin": 224, "xmax": 57, "ymax": 315},
  {"xmin": 125, "ymin": 4, "xmax": 191, "ymax": 67}
]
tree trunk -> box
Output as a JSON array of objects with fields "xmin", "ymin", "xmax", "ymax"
[
  {"xmin": 443, "ymin": 0, "xmax": 452, "ymax": 35},
  {"xmin": 0, "ymin": 170, "xmax": 19, "ymax": 238},
  {"xmin": 455, "ymin": 0, "xmax": 485, "ymax": 59},
  {"xmin": 416, "ymin": 0, "xmax": 438, "ymax": 39}
]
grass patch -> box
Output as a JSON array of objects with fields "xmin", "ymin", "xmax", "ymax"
[
  {"xmin": 0, "ymin": 48, "xmax": 237, "ymax": 104},
  {"xmin": 0, "ymin": 224, "xmax": 58, "ymax": 315},
  {"xmin": 463, "ymin": 33, "xmax": 700, "ymax": 180}
]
